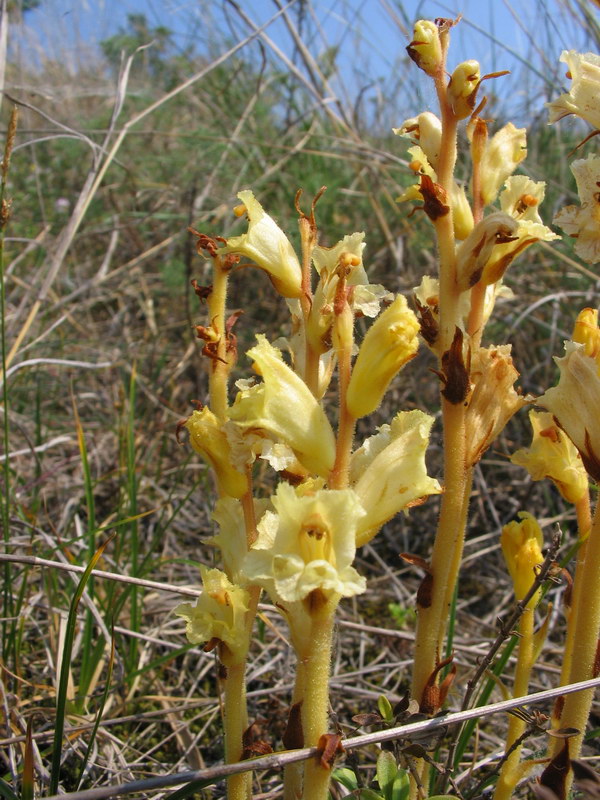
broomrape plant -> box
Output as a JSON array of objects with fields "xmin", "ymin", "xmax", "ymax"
[{"xmin": 175, "ymin": 19, "xmax": 600, "ymax": 800}]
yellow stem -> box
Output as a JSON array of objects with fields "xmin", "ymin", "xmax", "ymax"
[
  {"xmin": 552, "ymin": 499, "xmax": 600, "ymax": 796},
  {"xmin": 208, "ymin": 260, "xmax": 230, "ymax": 421},
  {"xmin": 300, "ymin": 602, "xmax": 337, "ymax": 800},
  {"xmin": 493, "ymin": 607, "xmax": 535, "ymax": 800},
  {"xmin": 551, "ymin": 492, "xmax": 592, "ymax": 734},
  {"xmin": 284, "ymin": 659, "xmax": 307, "ymax": 800},
  {"xmin": 222, "ymin": 658, "xmax": 252, "ymax": 800}
]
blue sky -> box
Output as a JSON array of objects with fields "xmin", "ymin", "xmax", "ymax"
[{"xmin": 11, "ymin": 0, "xmax": 598, "ymax": 125}]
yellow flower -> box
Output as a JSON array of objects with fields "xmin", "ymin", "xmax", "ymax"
[
  {"xmin": 476, "ymin": 123, "xmax": 527, "ymax": 207},
  {"xmin": 479, "ymin": 178, "xmax": 559, "ymax": 285},
  {"xmin": 394, "ymin": 113, "xmax": 442, "ymax": 171},
  {"xmin": 175, "ymin": 567, "xmax": 250, "ymax": 660},
  {"xmin": 346, "ymin": 295, "xmax": 419, "ymax": 418},
  {"xmin": 350, "ymin": 410, "xmax": 441, "ymax": 546},
  {"xmin": 573, "ymin": 306, "xmax": 600, "ymax": 367},
  {"xmin": 539, "ymin": 341, "xmax": 600, "ymax": 482},
  {"xmin": 511, "ymin": 410, "xmax": 588, "ymax": 504},
  {"xmin": 455, "ymin": 212, "xmax": 519, "ymax": 291},
  {"xmin": 184, "ymin": 407, "xmax": 249, "ymax": 499},
  {"xmin": 465, "ymin": 345, "xmax": 531, "ymax": 467},
  {"xmin": 447, "ymin": 60, "xmax": 481, "ymax": 120},
  {"xmin": 243, "ymin": 483, "xmax": 366, "ymax": 604},
  {"xmin": 406, "ymin": 20, "xmax": 442, "ymax": 76},
  {"xmin": 228, "ymin": 335, "xmax": 336, "ymax": 477},
  {"xmin": 547, "ymin": 51, "xmax": 600, "ymax": 130},
  {"xmin": 210, "ymin": 496, "xmax": 271, "ymax": 583},
  {"xmin": 501, "ymin": 513, "xmax": 544, "ymax": 605},
  {"xmin": 395, "ymin": 139, "xmax": 474, "ymax": 239},
  {"xmin": 553, "ymin": 155, "xmax": 600, "ymax": 265},
  {"xmin": 217, "ymin": 190, "xmax": 303, "ymax": 298}
]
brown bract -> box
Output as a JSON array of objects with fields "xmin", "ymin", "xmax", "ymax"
[{"xmin": 419, "ymin": 174, "xmax": 450, "ymax": 220}]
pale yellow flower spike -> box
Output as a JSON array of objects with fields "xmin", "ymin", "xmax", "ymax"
[
  {"xmin": 553, "ymin": 155, "xmax": 600, "ymax": 265},
  {"xmin": 346, "ymin": 295, "xmax": 419, "ymax": 418},
  {"xmin": 547, "ymin": 50, "xmax": 600, "ymax": 131},
  {"xmin": 501, "ymin": 512, "xmax": 544, "ymax": 606},
  {"xmin": 511, "ymin": 409, "xmax": 589, "ymax": 505},
  {"xmin": 217, "ymin": 190, "xmax": 303, "ymax": 298}
]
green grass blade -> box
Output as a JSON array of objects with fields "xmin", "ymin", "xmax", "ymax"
[
  {"xmin": 76, "ymin": 624, "xmax": 116, "ymax": 789},
  {"xmin": 49, "ymin": 534, "xmax": 115, "ymax": 796},
  {"xmin": 21, "ymin": 718, "xmax": 34, "ymax": 800},
  {"xmin": 165, "ymin": 776, "xmax": 217, "ymax": 799},
  {"xmin": 0, "ymin": 778, "xmax": 18, "ymax": 800}
]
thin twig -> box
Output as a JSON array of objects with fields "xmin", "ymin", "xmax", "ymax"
[{"xmin": 37, "ymin": 676, "xmax": 600, "ymax": 800}]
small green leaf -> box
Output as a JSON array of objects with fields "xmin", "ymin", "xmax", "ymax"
[
  {"xmin": 377, "ymin": 694, "xmax": 394, "ymax": 723},
  {"xmin": 358, "ymin": 790, "xmax": 385, "ymax": 800},
  {"xmin": 332, "ymin": 767, "xmax": 358, "ymax": 791},
  {"xmin": 376, "ymin": 750, "xmax": 398, "ymax": 800},
  {"xmin": 391, "ymin": 767, "xmax": 410, "ymax": 800}
]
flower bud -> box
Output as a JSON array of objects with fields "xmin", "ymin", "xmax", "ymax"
[
  {"xmin": 511, "ymin": 410, "xmax": 588, "ymax": 504},
  {"xmin": 501, "ymin": 513, "xmax": 544, "ymax": 605},
  {"xmin": 406, "ymin": 20, "xmax": 442, "ymax": 76},
  {"xmin": 572, "ymin": 307, "xmax": 600, "ymax": 368},
  {"xmin": 394, "ymin": 112, "xmax": 442, "ymax": 170},
  {"xmin": 447, "ymin": 60, "xmax": 481, "ymax": 119},
  {"xmin": 217, "ymin": 190, "xmax": 303, "ymax": 298},
  {"xmin": 184, "ymin": 407, "xmax": 249, "ymax": 499},
  {"xmin": 346, "ymin": 295, "xmax": 419, "ymax": 418}
]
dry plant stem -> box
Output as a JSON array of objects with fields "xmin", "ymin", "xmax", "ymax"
[
  {"xmin": 551, "ymin": 492, "xmax": 592, "ymax": 733},
  {"xmin": 300, "ymin": 602, "xmax": 337, "ymax": 800},
  {"xmin": 493, "ymin": 607, "xmax": 535, "ymax": 800},
  {"xmin": 554, "ymin": 499, "xmax": 600, "ymax": 795}
]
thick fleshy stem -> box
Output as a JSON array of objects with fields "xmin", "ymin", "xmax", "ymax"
[
  {"xmin": 221, "ymin": 653, "xmax": 252, "ymax": 800},
  {"xmin": 550, "ymin": 498, "xmax": 600, "ymax": 798},
  {"xmin": 550, "ymin": 492, "xmax": 592, "ymax": 735},
  {"xmin": 300, "ymin": 599, "xmax": 338, "ymax": 800},
  {"xmin": 411, "ymin": 52, "xmax": 466, "ymax": 706},
  {"xmin": 493, "ymin": 606, "xmax": 536, "ymax": 800},
  {"xmin": 329, "ymin": 289, "xmax": 355, "ymax": 491},
  {"xmin": 208, "ymin": 257, "xmax": 231, "ymax": 422}
]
